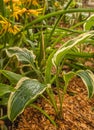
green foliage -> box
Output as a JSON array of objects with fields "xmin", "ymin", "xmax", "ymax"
[
  {"xmin": 63, "ymin": 70, "xmax": 94, "ymax": 99},
  {"xmin": 77, "ymin": 70, "xmax": 94, "ymax": 98},
  {"xmin": 6, "ymin": 47, "xmax": 36, "ymax": 64},
  {"xmin": 0, "ymin": 0, "xmax": 6, "ymax": 17},
  {"xmin": 8, "ymin": 77, "xmax": 47, "ymax": 121},
  {"xmin": 84, "ymin": 15, "xmax": 94, "ymax": 30},
  {"xmin": 0, "ymin": 70, "xmax": 23, "ymax": 84},
  {"xmin": 0, "ymin": 0, "xmax": 94, "ymax": 126},
  {"xmin": 0, "ymin": 83, "xmax": 14, "ymax": 97},
  {"xmin": 52, "ymin": 31, "xmax": 94, "ymax": 67}
]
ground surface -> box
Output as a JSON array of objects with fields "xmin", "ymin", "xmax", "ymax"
[{"xmin": 11, "ymin": 77, "xmax": 94, "ymax": 130}]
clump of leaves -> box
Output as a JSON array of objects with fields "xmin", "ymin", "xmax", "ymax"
[
  {"xmin": 0, "ymin": 0, "xmax": 94, "ymax": 127},
  {"xmin": 0, "ymin": 31, "xmax": 94, "ymax": 125}
]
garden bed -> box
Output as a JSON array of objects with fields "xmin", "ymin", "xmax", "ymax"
[
  {"xmin": 0, "ymin": 1, "xmax": 94, "ymax": 130},
  {"xmin": 11, "ymin": 77, "xmax": 94, "ymax": 130}
]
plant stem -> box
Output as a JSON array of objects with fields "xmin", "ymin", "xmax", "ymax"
[
  {"xmin": 31, "ymin": 104, "xmax": 57, "ymax": 126},
  {"xmin": 61, "ymin": 84, "xmax": 67, "ymax": 112},
  {"xmin": 30, "ymin": 63, "xmax": 43, "ymax": 82},
  {"xmin": 46, "ymin": 84, "xmax": 59, "ymax": 115},
  {"xmin": 56, "ymin": 67, "xmax": 63, "ymax": 119},
  {"xmin": 0, "ymin": 115, "xmax": 8, "ymax": 120},
  {"xmin": 38, "ymin": 31, "xmax": 46, "ymax": 67},
  {"xmin": 64, "ymin": 0, "xmax": 73, "ymax": 10},
  {"xmin": 40, "ymin": 94, "xmax": 52, "ymax": 105},
  {"xmin": 47, "ymin": 0, "xmax": 73, "ymax": 41}
]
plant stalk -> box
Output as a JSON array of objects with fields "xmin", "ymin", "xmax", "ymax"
[
  {"xmin": 46, "ymin": 84, "xmax": 59, "ymax": 115},
  {"xmin": 31, "ymin": 104, "xmax": 57, "ymax": 126},
  {"xmin": 56, "ymin": 67, "xmax": 63, "ymax": 119},
  {"xmin": 48, "ymin": 0, "xmax": 73, "ymax": 40}
]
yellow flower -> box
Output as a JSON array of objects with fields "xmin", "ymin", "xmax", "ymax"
[
  {"xmin": 21, "ymin": 0, "xmax": 39, "ymax": 6},
  {"xmin": 8, "ymin": 24, "xmax": 20, "ymax": 34},
  {"xmin": 27, "ymin": 8, "xmax": 42, "ymax": 16},
  {"xmin": 31, "ymin": 0, "xmax": 39, "ymax": 6},
  {"xmin": 4, "ymin": 0, "xmax": 20, "ymax": 4},
  {"xmin": 4, "ymin": 0, "xmax": 42, "ymax": 21},
  {"xmin": 0, "ymin": 17, "xmax": 20, "ymax": 34},
  {"xmin": 54, "ymin": 1, "xmax": 60, "ymax": 7},
  {"xmin": 12, "ymin": 5, "xmax": 42, "ymax": 20},
  {"xmin": 13, "ymin": 7, "xmax": 27, "ymax": 20}
]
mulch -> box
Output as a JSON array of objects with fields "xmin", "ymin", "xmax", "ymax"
[{"xmin": 10, "ymin": 77, "xmax": 94, "ymax": 130}]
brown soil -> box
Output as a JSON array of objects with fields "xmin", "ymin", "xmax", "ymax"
[{"xmin": 10, "ymin": 77, "xmax": 94, "ymax": 130}]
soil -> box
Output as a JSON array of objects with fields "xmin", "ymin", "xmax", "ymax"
[{"xmin": 8, "ymin": 76, "xmax": 94, "ymax": 130}]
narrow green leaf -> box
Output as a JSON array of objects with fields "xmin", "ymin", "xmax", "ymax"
[
  {"xmin": 0, "ymin": 70, "xmax": 23, "ymax": 84},
  {"xmin": 0, "ymin": 83, "xmax": 14, "ymax": 96},
  {"xmin": 77, "ymin": 70, "xmax": 94, "ymax": 98},
  {"xmin": 31, "ymin": 104, "xmax": 57, "ymax": 126},
  {"xmin": 0, "ymin": 115, "xmax": 8, "ymax": 120},
  {"xmin": 6, "ymin": 47, "xmax": 35, "ymax": 64},
  {"xmin": 0, "ymin": 0, "xmax": 6, "ymax": 17},
  {"xmin": 45, "ymin": 51, "xmax": 56, "ymax": 83},
  {"xmin": 8, "ymin": 77, "xmax": 47, "ymax": 121}
]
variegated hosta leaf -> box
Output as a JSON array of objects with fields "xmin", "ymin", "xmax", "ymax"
[
  {"xmin": 0, "ymin": 70, "xmax": 23, "ymax": 84},
  {"xmin": 77, "ymin": 70, "xmax": 94, "ymax": 98},
  {"xmin": 8, "ymin": 77, "xmax": 47, "ymax": 121},
  {"xmin": 63, "ymin": 70, "xmax": 94, "ymax": 98},
  {"xmin": 52, "ymin": 31, "xmax": 94, "ymax": 67},
  {"xmin": 6, "ymin": 47, "xmax": 35, "ymax": 64},
  {"xmin": 0, "ymin": 83, "xmax": 14, "ymax": 97}
]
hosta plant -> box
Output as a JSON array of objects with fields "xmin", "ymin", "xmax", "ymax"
[
  {"xmin": 0, "ymin": 0, "xmax": 94, "ymax": 127},
  {"xmin": 0, "ymin": 31, "xmax": 94, "ymax": 125}
]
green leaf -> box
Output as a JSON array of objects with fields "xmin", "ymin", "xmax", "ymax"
[
  {"xmin": 45, "ymin": 51, "xmax": 56, "ymax": 83},
  {"xmin": 77, "ymin": 70, "xmax": 94, "ymax": 98},
  {"xmin": 0, "ymin": 70, "xmax": 23, "ymax": 84},
  {"xmin": 0, "ymin": 83, "xmax": 14, "ymax": 97},
  {"xmin": 63, "ymin": 70, "xmax": 94, "ymax": 98},
  {"xmin": 84, "ymin": 15, "xmax": 94, "ymax": 30},
  {"xmin": 6, "ymin": 47, "xmax": 35, "ymax": 64},
  {"xmin": 0, "ymin": 0, "xmax": 6, "ymax": 17},
  {"xmin": 52, "ymin": 31, "xmax": 94, "ymax": 67},
  {"xmin": 8, "ymin": 77, "xmax": 47, "ymax": 121},
  {"xmin": 63, "ymin": 71, "xmax": 75, "ymax": 86}
]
